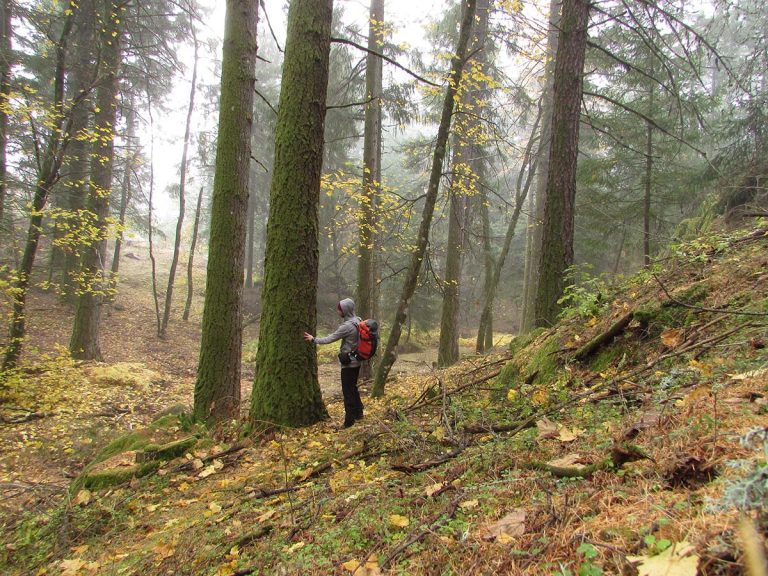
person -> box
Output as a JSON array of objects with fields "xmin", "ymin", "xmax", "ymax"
[{"xmin": 304, "ymin": 298, "xmax": 364, "ymax": 428}]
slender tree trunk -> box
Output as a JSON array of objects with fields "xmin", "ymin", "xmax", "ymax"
[
  {"xmin": 147, "ymin": 94, "xmax": 162, "ymax": 337},
  {"xmin": 438, "ymin": 0, "xmax": 490, "ymax": 368},
  {"xmin": 69, "ymin": 0, "xmax": 123, "ymax": 360},
  {"xmin": 532, "ymin": 0, "xmax": 589, "ymax": 327},
  {"xmin": 356, "ymin": 0, "xmax": 384, "ymax": 319},
  {"xmin": 111, "ymin": 97, "xmax": 137, "ymax": 280},
  {"xmin": 372, "ymin": 0, "xmax": 477, "ymax": 397},
  {"xmin": 160, "ymin": 29, "xmax": 198, "ymax": 337},
  {"xmin": 2, "ymin": 5, "xmax": 75, "ymax": 370},
  {"xmin": 249, "ymin": 0, "xmax": 333, "ymax": 429},
  {"xmin": 643, "ymin": 60, "xmax": 655, "ymax": 268},
  {"xmin": 475, "ymin": 187, "xmax": 494, "ymax": 353},
  {"xmin": 476, "ymin": 108, "xmax": 540, "ymax": 349},
  {"xmin": 520, "ymin": 0, "xmax": 561, "ymax": 333},
  {"xmin": 194, "ymin": 0, "xmax": 258, "ymax": 425},
  {"xmin": 182, "ymin": 185, "xmax": 204, "ymax": 321},
  {"xmin": 0, "ymin": 0, "xmax": 12, "ymax": 225}
]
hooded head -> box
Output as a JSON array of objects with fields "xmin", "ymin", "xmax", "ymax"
[{"xmin": 337, "ymin": 298, "xmax": 355, "ymax": 319}]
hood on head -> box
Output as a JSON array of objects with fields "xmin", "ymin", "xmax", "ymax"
[{"xmin": 338, "ymin": 298, "xmax": 355, "ymax": 318}]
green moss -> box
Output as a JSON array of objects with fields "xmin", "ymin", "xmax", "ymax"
[
  {"xmin": 138, "ymin": 436, "xmax": 197, "ymax": 463},
  {"xmin": 81, "ymin": 461, "xmax": 161, "ymax": 490},
  {"xmin": 91, "ymin": 431, "xmax": 152, "ymax": 464},
  {"xmin": 589, "ymin": 345, "xmax": 625, "ymax": 373},
  {"xmin": 498, "ymin": 333, "xmax": 561, "ymax": 390}
]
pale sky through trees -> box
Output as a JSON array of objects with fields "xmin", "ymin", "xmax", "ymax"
[{"xmin": 147, "ymin": 0, "xmax": 455, "ymax": 222}]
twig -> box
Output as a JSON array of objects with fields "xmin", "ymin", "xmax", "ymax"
[
  {"xmin": 652, "ymin": 273, "xmax": 768, "ymax": 317},
  {"xmin": 391, "ymin": 446, "xmax": 466, "ymax": 473},
  {"xmin": 0, "ymin": 411, "xmax": 56, "ymax": 425},
  {"xmin": 380, "ymin": 496, "xmax": 462, "ymax": 570}
]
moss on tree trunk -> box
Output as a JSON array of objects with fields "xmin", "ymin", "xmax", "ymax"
[
  {"xmin": 69, "ymin": 0, "xmax": 123, "ymax": 361},
  {"xmin": 193, "ymin": 0, "xmax": 258, "ymax": 425},
  {"xmin": 249, "ymin": 0, "xmax": 333, "ymax": 428},
  {"xmin": 533, "ymin": 0, "xmax": 590, "ymax": 327}
]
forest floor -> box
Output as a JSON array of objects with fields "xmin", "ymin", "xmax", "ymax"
[{"xmin": 1, "ymin": 226, "xmax": 768, "ymax": 575}]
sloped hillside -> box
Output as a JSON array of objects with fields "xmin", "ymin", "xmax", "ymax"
[{"xmin": 2, "ymin": 225, "xmax": 767, "ymax": 576}]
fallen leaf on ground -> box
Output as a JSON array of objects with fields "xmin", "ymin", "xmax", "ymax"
[
  {"xmin": 460, "ymin": 499, "xmax": 479, "ymax": 509},
  {"xmin": 547, "ymin": 453, "xmax": 586, "ymax": 470},
  {"xmin": 72, "ymin": 489, "xmax": 91, "ymax": 506},
  {"xmin": 389, "ymin": 514, "xmax": 410, "ymax": 528},
  {"xmin": 536, "ymin": 418, "xmax": 558, "ymax": 439},
  {"xmin": 480, "ymin": 509, "xmax": 526, "ymax": 541},
  {"xmin": 628, "ymin": 541, "xmax": 699, "ymax": 576},
  {"xmin": 661, "ymin": 328, "xmax": 684, "ymax": 348},
  {"xmin": 425, "ymin": 483, "xmax": 444, "ymax": 497}
]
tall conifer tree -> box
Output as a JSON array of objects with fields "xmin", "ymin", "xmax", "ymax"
[
  {"xmin": 249, "ymin": 0, "xmax": 334, "ymax": 428},
  {"xmin": 193, "ymin": 0, "xmax": 258, "ymax": 424}
]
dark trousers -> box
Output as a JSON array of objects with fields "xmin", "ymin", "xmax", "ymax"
[{"xmin": 341, "ymin": 366, "xmax": 364, "ymax": 424}]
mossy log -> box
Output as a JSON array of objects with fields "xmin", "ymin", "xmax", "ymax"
[
  {"xmin": 137, "ymin": 436, "xmax": 197, "ymax": 463},
  {"xmin": 527, "ymin": 443, "xmax": 650, "ymax": 478},
  {"xmin": 573, "ymin": 311, "xmax": 634, "ymax": 362},
  {"xmin": 81, "ymin": 461, "xmax": 160, "ymax": 490}
]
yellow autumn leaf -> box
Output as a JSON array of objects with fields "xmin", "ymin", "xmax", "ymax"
[
  {"xmin": 388, "ymin": 514, "xmax": 410, "ymax": 528},
  {"xmin": 72, "ymin": 489, "xmax": 91, "ymax": 506},
  {"xmin": 661, "ymin": 328, "xmax": 684, "ymax": 348},
  {"xmin": 627, "ymin": 541, "xmax": 699, "ymax": 576},
  {"xmin": 506, "ymin": 388, "xmax": 518, "ymax": 402},
  {"xmin": 460, "ymin": 499, "xmax": 479, "ymax": 509},
  {"xmin": 342, "ymin": 559, "xmax": 361, "ymax": 572},
  {"xmin": 60, "ymin": 558, "xmax": 86, "ymax": 576}
]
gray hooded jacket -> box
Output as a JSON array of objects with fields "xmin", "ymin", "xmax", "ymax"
[{"xmin": 314, "ymin": 298, "xmax": 361, "ymax": 368}]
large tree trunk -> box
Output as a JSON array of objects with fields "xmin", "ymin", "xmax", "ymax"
[
  {"xmin": 193, "ymin": 0, "xmax": 258, "ymax": 425},
  {"xmin": 160, "ymin": 27, "xmax": 198, "ymax": 337},
  {"xmin": 438, "ymin": 0, "xmax": 490, "ymax": 368},
  {"xmin": 249, "ymin": 0, "xmax": 333, "ymax": 429},
  {"xmin": 356, "ymin": 0, "xmax": 384, "ymax": 320},
  {"xmin": 532, "ymin": 0, "xmax": 589, "ymax": 327},
  {"xmin": 2, "ymin": 5, "xmax": 75, "ymax": 370},
  {"xmin": 58, "ymin": 0, "xmax": 96, "ymax": 298},
  {"xmin": 356, "ymin": 0, "xmax": 384, "ymax": 380},
  {"xmin": 372, "ymin": 0, "xmax": 477, "ymax": 397},
  {"xmin": 520, "ymin": 0, "xmax": 561, "ymax": 334},
  {"xmin": 69, "ymin": 0, "xmax": 123, "ymax": 360},
  {"xmin": 182, "ymin": 185, "xmax": 204, "ymax": 321},
  {"xmin": 111, "ymin": 96, "xmax": 137, "ymax": 281},
  {"xmin": 0, "ymin": 0, "xmax": 12, "ymax": 225}
]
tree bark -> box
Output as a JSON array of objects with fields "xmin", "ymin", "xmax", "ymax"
[
  {"xmin": 69, "ymin": 0, "xmax": 124, "ymax": 360},
  {"xmin": 245, "ymin": 166, "xmax": 256, "ymax": 288},
  {"xmin": 182, "ymin": 185, "xmax": 204, "ymax": 321},
  {"xmin": 193, "ymin": 0, "xmax": 258, "ymax": 425},
  {"xmin": 161, "ymin": 26, "xmax": 198, "ymax": 337},
  {"xmin": 521, "ymin": 0, "xmax": 561, "ymax": 333},
  {"xmin": 356, "ymin": 0, "xmax": 384, "ymax": 322},
  {"xmin": 0, "ymin": 0, "xmax": 12, "ymax": 225},
  {"xmin": 372, "ymin": 0, "xmax": 478, "ymax": 397},
  {"xmin": 59, "ymin": 0, "xmax": 96, "ymax": 298},
  {"xmin": 532, "ymin": 0, "xmax": 589, "ymax": 327},
  {"xmin": 2, "ymin": 4, "xmax": 76, "ymax": 369},
  {"xmin": 438, "ymin": 0, "xmax": 490, "ymax": 367},
  {"xmin": 249, "ymin": 0, "xmax": 333, "ymax": 429},
  {"xmin": 475, "ymin": 186, "xmax": 494, "ymax": 353}
]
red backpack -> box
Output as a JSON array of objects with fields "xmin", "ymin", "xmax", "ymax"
[{"xmin": 351, "ymin": 319, "xmax": 379, "ymax": 361}]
